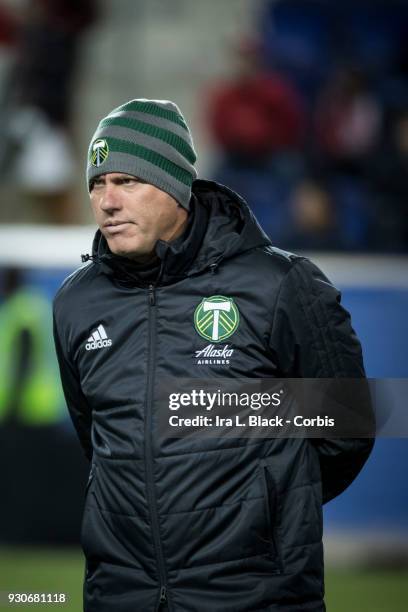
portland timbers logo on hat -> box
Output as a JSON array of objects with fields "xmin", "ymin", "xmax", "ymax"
[
  {"xmin": 91, "ymin": 138, "xmax": 109, "ymax": 167},
  {"xmin": 194, "ymin": 296, "xmax": 239, "ymax": 342}
]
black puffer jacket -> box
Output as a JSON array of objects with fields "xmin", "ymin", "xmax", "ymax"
[{"xmin": 53, "ymin": 180, "xmax": 373, "ymax": 612}]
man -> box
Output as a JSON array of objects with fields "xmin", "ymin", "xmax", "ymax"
[{"xmin": 53, "ymin": 98, "xmax": 373, "ymax": 612}]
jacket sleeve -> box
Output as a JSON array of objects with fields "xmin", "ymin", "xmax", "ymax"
[
  {"xmin": 269, "ymin": 257, "xmax": 374, "ymax": 503},
  {"xmin": 53, "ymin": 313, "xmax": 93, "ymax": 461}
]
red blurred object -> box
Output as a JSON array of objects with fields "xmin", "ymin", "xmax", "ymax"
[
  {"xmin": 208, "ymin": 71, "xmax": 306, "ymax": 157},
  {"xmin": 0, "ymin": 6, "xmax": 18, "ymax": 46}
]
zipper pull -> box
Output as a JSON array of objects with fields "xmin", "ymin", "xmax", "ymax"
[
  {"xmin": 148, "ymin": 284, "xmax": 156, "ymax": 306},
  {"xmin": 159, "ymin": 585, "xmax": 167, "ymax": 603},
  {"xmin": 209, "ymin": 262, "xmax": 218, "ymax": 275}
]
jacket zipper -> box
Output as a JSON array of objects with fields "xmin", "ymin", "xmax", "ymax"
[{"xmin": 145, "ymin": 284, "xmax": 169, "ymax": 610}]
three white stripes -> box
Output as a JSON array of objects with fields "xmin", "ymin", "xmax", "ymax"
[{"xmin": 87, "ymin": 324, "xmax": 108, "ymax": 342}]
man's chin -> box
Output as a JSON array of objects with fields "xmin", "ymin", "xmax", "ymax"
[{"xmin": 106, "ymin": 238, "xmax": 155, "ymax": 261}]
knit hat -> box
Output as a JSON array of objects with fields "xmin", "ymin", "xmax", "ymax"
[{"xmin": 87, "ymin": 98, "xmax": 197, "ymax": 210}]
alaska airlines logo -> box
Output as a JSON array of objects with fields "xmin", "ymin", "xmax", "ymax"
[
  {"xmin": 195, "ymin": 344, "xmax": 234, "ymax": 359},
  {"xmin": 194, "ymin": 296, "xmax": 239, "ymax": 342},
  {"xmin": 194, "ymin": 343, "xmax": 234, "ymax": 366}
]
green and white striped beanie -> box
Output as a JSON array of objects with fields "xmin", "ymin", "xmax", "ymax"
[{"xmin": 87, "ymin": 98, "xmax": 197, "ymax": 210}]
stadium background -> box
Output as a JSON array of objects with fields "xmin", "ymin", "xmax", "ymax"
[{"xmin": 0, "ymin": 1, "xmax": 407, "ymax": 610}]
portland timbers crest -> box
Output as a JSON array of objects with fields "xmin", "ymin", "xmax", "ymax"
[
  {"xmin": 90, "ymin": 138, "xmax": 109, "ymax": 167},
  {"xmin": 194, "ymin": 296, "xmax": 239, "ymax": 342}
]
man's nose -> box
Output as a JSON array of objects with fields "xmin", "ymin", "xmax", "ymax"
[{"xmin": 100, "ymin": 184, "xmax": 122, "ymax": 213}]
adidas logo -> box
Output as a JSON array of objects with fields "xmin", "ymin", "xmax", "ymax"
[{"xmin": 85, "ymin": 324, "xmax": 112, "ymax": 351}]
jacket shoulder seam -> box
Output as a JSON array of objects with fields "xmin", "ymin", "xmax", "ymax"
[
  {"xmin": 54, "ymin": 262, "xmax": 96, "ymax": 303},
  {"xmin": 266, "ymin": 257, "xmax": 307, "ymax": 350}
]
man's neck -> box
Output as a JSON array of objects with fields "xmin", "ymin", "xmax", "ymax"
[
  {"xmin": 124, "ymin": 216, "xmax": 189, "ymax": 264},
  {"xmin": 125, "ymin": 251, "xmax": 159, "ymax": 265}
]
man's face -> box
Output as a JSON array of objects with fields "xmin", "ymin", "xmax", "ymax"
[{"xmin": 90, "ymin": 173, "xmax": 188, "ymax": 260}]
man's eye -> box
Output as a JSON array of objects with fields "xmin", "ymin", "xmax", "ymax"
[{"xmin": 91, "ymin": 180, "xmax": 104, "ymax": 189}]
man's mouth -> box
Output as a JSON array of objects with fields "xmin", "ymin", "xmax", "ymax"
[{"xmin": 104, "ymin": 221, "xmax": 132, "ymax": 234}]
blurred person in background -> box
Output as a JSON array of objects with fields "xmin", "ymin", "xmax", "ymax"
[
  {"xmin": 53, "ymin": 98, "xmax": 373, "ymax": 611},
  {"xmin": 0, "ymin": 266, "xmax": 82, "ymax": 545},
  {"xmin": 207, "ymin": 36, "xmax": 306, "ymax": 166},
  {"xmin": 366, "ymin": 108, "xmax": 408, "ymax": 251},
  {"xmin": 0, "ymin": 0, "xmax": 97, "ymax": 223},
  {"xmin": 0, "ymin": 266, "xmax": 55, "ymax": 426},
  {"xmin": 205, "ymin": 35, "xmax": 306, "ymax": 243},
  {"xmin": 282, "ymin": 178, "xmax": 343, "ymax": 251},
  {"xmin": 314, "ymin": 65, "xmax": 382, "ymax": 177}
]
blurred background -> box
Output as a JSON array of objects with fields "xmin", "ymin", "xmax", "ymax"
[{"xmin": 0, "ymin": 0, "xmax": 407, "ymax": 610}]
